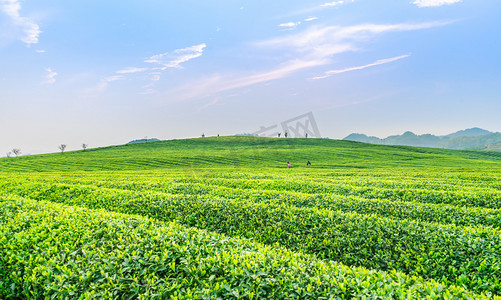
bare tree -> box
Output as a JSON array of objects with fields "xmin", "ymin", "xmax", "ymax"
[
  {"xmin": 82, "ymin": 144, "xmax": 88, "ymax": 151},
  {"xmin": 12, "ymin": 148, "xmax": 21, "ymax": 156},
  {"xmin": 6, "ymin": 152, "xmax": 12, "ymax": 158},
  {"xmin": 58, "ymin": 144, "xmax": 67, "ymax": 153}
]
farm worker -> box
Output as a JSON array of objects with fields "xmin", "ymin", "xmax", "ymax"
[
  {"xmin": 287, "ymin": 162, "xmax": 291, "ymax": 168},
  {"xmin": 306, "ymin": 161, "xmax": 311, "ymax": 166}
]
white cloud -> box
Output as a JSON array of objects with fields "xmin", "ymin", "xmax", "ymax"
[
  {"xmin": 145, "ymin": 43, "xmax": 207, "ymax": 69},
  {"xmin": 312, "ymin": 54, "xmax": 411, "ymax": 79},
  {"xmin": 321, "ymin": 1, "xmax": 344, "ymax": 7},
  {"xmin": 116, "ymin": 67, "xmax": 149, "ymax": 74},
  {"xmin": 413, "ymin": 0, "xmax": 461, "ymax": 7},
  {"xmin": 278, "ymin": 22, "xmax": 301, "ymax": 27},
  {"xmin": 169, "ymin": 59, "xmax": 328, "ymax": 101},
  {"xmin": 44, "ymin": 68, "xmax": 57, "ymax": 84},
  {"xmin": 304, "ymin": 17, "xmax": 318, "ymax": 22},
  {"xmin": 320, "ymin": 0, "xmax": 356, "ymax": 8},
  {"xmin": 166, "ymin": 21, "xmax": 450, "ymax": 101},
  {"xmin": 0, "ymin": 0, "xmax": 41, "ymax": 46},
  {"xmin": 91, "ymin": 44, "xmax": 206, "ymax": 93},
  {"xmin": 214, "ymin": 59, "xmax": 328, "ymax": 92},
  {"xmin": 35, "ymin": 49, "xmax": 45, "ymax": 53},
  {"xmin": 280, "ymin": 0, "xmax": 354, "ymax": 19},
  {"xmin": 279, "ymin": 21, "xmax": 301, "ymax": 30},
  {"xmin": 258, "ymin": 21, "xmax": 452, "ymax": 60}
]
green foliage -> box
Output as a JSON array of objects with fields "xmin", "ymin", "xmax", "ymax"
[
  {"xmin": 1, "ymin": 178, "xmax": 501, "ymax": 294},
  {"xmin": 1, "ymin": 136, "xmax": 501, "ymax": 172},
  {"xmin": 1, "ymin": 196, "xmax": 486, "ymax": 299},
  {"xmin": 1, "ymin": 137, "xmax": 501, "ymax": 298}
]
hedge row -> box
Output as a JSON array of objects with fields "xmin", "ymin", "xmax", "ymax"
[
  {"xmin": 4, "ymin": 171, "xmax": 501, "ymax": 209},
  {"xmin": 1, "ymin": 194, "xmax": 489, "ymax": 299},
  {"xmin": 4, "ymin": 182, "xmax": 501, "ymax": 295},
  {"xmin": 204, "ymin": 186, "xmax": 501, "ymax": 229},
  {"xmin": 4, "ymin": 177, "xmax": 500, "ymax": 229},
  {"xmin": 187, "ymin": 177, "xmax": 501, "ymax": 209}
]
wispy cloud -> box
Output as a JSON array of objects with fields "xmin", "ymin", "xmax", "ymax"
[
  {"xmin": 413, "ymin": 0, "xmax": 461, "ymax": 7},
  {"xmin": 141, "ymin": 71, "xmax": 162, "ymax": 93},
  {"xmin": 279, "ymin": 21, "xmax": 301, "ymax": 30},
  {"xmin": 139, "ymin": 43, "xmax": 207, "ymax": 92},
  {"xmin": 281, "ymin": 0, "xmax": 353, "ymax": 18},
  {"xmin": 258, "ymin": 21, "xmax": 452, "ymax": 60},
  {"xmin": 213, "ymin": 59, "xmax": 328, "ymax": 92},
  {"xmin": 44, "ymin": 68, "xmax": 57, "ymax": 84},
  {"xmin": 321, "ymin": 0, "xmax": 356, "ymax": 8},
  {"xmin": 167, "ymin": 59, "xmax": 329, "ymax": 102},
  {"xmin": 88, "ymin": 75, "xmax": 124, "ymax": 92},
  {"xmin": 116, "ymin": 67, "xmax": 149, "ymax": 74},
  {"xmin": 278, "ymin": 0, "xmax": 355, "ymax": 20},
  {"xmin": 304, "ymin": 17, "xmax": 318, "ymax": 22},
  {"xmin": 0, "ymin": 0, "xmax": 41, "ymax": 46},
  {"xmin": 169, "ymin": 21, "xmax": 451, "ymax": 101},
  {"xmin": 145, "ymin": 43, "xmax": 207, "ymax": 69},
  {"xmin": 90, "ymin": 43, "xmax": 206, "ymax": 93},
  {"xmin": 321, "ymin": 1, "xmax": 345, "ymax": 7},
  {"xmin": 312, "ymin": 54, "xmax": 411, "ymax": 79}
]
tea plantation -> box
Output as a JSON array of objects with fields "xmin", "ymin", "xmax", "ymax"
[{"xmin": 1, "ymin": 136, "xmax": 501, "ymax": 299}]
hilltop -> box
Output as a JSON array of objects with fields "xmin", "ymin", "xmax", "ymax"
[
  {"xmin": 1, "ymin": 136, "xmax": 500, "ymax": 172},
  {"xmin": 127, "ymin": 138, "xmax": 161, "ymax": 144}
]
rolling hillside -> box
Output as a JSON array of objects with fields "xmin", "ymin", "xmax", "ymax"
[
  {"xmin": 1, "ymin": 136, "xmax": 501, "ymax": 172},
  {"xmin": 1, "ymin": 137, "xmax": 501, "ymax": 298}
]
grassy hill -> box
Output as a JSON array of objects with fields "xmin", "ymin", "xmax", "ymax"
[
  {"xmin": 2, "ymin": 136, "xmax": 501, "ymax": 298},
  {"xmin": 1, "ymin": 136, "xmax": 501, "ymax": 172}
]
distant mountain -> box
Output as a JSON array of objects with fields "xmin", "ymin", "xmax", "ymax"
[
  {"xmin": 343, "ymin": 128, "xmax": 501, "ymax": 150},
  {"xmin": 442, "ymin": 133, "xmax": 501, "ymax": 150},
  {"xmin": 445, "ymin": 127, "xmax": 492, "ymax": 139},
  {"xmin": 127, "ymin": 138, "xmax": 161, "ymax": 145},
  {"xmin": 343, "ymin": 133, "xmax": 382, "ymax": 144},
  {"xmin": 384, "ymin": 131, "xmax": 442, "ymax": 148}
]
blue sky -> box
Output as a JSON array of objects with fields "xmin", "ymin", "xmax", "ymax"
[{"xmin": 1, "ymin": 0, "xmax": 500, "ymax": 154}]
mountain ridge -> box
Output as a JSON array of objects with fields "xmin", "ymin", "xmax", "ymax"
[{"xmin": 343, "ymin": 128, "xmax": 500, "ymax": 150}]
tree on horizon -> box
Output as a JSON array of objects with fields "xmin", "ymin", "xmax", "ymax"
[{"xmin": 59, "ymin": 144, "xmax": 67, "ymax": 154}]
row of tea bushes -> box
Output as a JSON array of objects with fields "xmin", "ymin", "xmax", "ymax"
[
  {"xmin": 5, "ymin": 175, "xmax": 500, "ymax": 229},
  {"xmin": 187, "ymin": 177, "xmax": 501, "ymax": 209},
  {"xmin": 1, "ymin": 194, "xmax": 490, "ymax": 299},
  {"xmin": 3, "ymin": 182, "xmax": 501, "ymax": 294}
]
